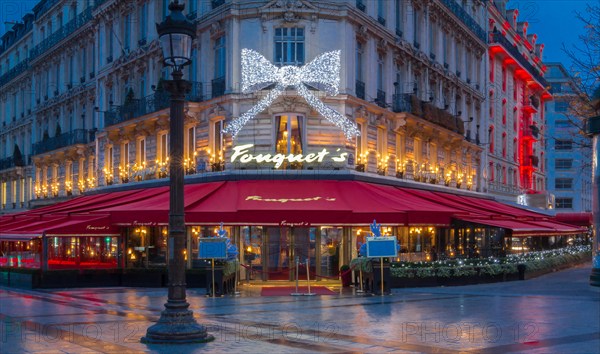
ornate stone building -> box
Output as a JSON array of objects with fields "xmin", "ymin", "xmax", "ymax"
[{"xmin": 0, "ymin": 0, "xmax": 489, "ymax": 211}]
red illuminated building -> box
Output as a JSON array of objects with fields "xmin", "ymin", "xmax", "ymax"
[{"xmin": 486, "ymin": 1, "xmax": 552, "ymax": 206}]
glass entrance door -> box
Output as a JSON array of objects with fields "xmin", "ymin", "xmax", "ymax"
[
  {"xmin": 264, "ymin": 227, "xmax": 315, "ymax": 281},
  {"xmin": 265, "ymin": 227, "xmax": 291, "ymax": 280}
]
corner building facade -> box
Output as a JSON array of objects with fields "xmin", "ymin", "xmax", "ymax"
[{"xmin": 2, "ymin": 1, "xmax": 579, "ymax": 280}]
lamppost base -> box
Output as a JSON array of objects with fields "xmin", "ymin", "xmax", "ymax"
[{"xmin": 142, "ymin": 306, "xmax": 215, "ymax": 344}]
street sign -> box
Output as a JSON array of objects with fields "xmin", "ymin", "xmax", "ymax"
[
  {"xmin": 366, "ymin": 236, "xmax": 398, "ymax": 258},
  {"xmin": 199, "ymin": 238, "xmax": 228, "ymax": 259}
]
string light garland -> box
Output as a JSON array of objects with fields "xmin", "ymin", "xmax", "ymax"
[{"xmin": 223, "ymin": 48, "xmax": 360, "ymax": 140}]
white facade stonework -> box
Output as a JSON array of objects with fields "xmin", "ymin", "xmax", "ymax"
[{"xmin": 0, "ymin": 0, "xmax": 541, "ymax": 213}]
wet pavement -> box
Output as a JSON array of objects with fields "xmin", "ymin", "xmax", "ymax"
[{"xmin": 1, "ymin": 263, "xmax": 599, "ymax": 353}]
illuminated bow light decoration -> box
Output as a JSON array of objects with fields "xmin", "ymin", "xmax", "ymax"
[{"xmin": 223, "ymin": 48, "xmax": 361, "ymax": 140}]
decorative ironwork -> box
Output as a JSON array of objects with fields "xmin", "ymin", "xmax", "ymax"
[
  {"xmin": 378, "ymin": 16, "xmax": 386, "ymax": 26},
  {"xmin": 32, "ymin": 129, "xmax": 89, "ymax": 155},
  {"xmin": 104, "ymin": 83, "xmax": 204, "ymax": 127},
  {"xmin": 0, "ymin": 157, "xmax": 16, "ymax": 170},
  {"xmin": 439, "ymin": 0, "xmax": 486, "ymax": 42},
  {"xmin": 393, "ymin": 94, "xmax": 465, "ymax": 135},
  {"xmin": 356, "ymin": 0, "xmax": 366, "ymax": 11},
  {"xmin": 392, "ymin": 93, "xmax": 411, "ymax": 113},
  {"xmin": 29, "ymin": 7, "xmax": 93, "ymax": 62},
  {"xmin": 356, "ymin": 80, "xmax": 365, "ymax": 100},
  {"xmin": 376, "ymin": 90, "xmax": 386, "ymax": 108},
  {"xmin": 0, "ymin": 60, "xmax": 29, "ymax": 88},
  {"xmin": 212, "ymin": 0, "xmax": 225, "ymax": 9},
  {"xmin": 211, "ymin": 77, "xmax": 225, "ymax": 98}
]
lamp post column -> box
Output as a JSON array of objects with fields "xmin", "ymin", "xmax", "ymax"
[{"xmin": 142, "ymin": 70, "xmax": 213, "ymax": 343}]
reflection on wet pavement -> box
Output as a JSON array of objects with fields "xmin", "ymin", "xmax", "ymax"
[{"xmin": 0, "ymin": 263, "xmax": 598, "ymax": 353}]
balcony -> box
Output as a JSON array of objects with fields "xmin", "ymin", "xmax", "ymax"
[
  {"xmin": 522, "ymin": 155, "xmax": 539, "ymax": 168},
  {"xmin": 355, "ymin": 80, "xmax": 365, "ymax": 100},
  {"xmin": 33, "ymin": 0, "xmax": 61, "ymax": 19},
  {"xmin": 522, "ymin": 125, "xmax": 539, "ymax": 140},
  {"xmin": 29, "ymin": 7, "xmax": 93, "ymax": 61},
  {"xmin": 523, "ymin": 95, "xmax": 540, "ymax": 115},
  {"xmin": 0, "ymin": 154, "xmax": 30, "ymax": 170},
  {"xmin": 392, "ymin": 93, "xmax": 411, "ymax": 113},
  {"xmin": 104, "ymin": 82, "xmax": 204, "ymax": 127},
  {"xmin": 489, "ymin": 32, "xmax": 548, "ymax": 88},
  {"xmin": 376, "ymin": 90, "xmax": 386, "ymax": 108},
  {"xmin": 530, "ymin": 155, "xmax": 539, "ymax": 168},
  {"xmin": 356, "ymin": 0, "xmax": 366, "ymax": 12},
  {"xmin": 393, "ymin": 94, "xmax": 465, "ymax": 135},
  {"xmin": 0, "ymin": 59, "xmax": 29, "ymax": 88},
  {"xmin": 33, "ymin": 129, "xmax": 89, "ymax": 156},
  {"xmin": 439, "ymin": 0, "xmax": 486, "ymax": 42},
  {"xmin": 211, "ymin": 0, "xmax": 225, "ymax": 8},
  {"xmin": 211, "ymin": 77, "xmax": 226, "ymax": 98}
]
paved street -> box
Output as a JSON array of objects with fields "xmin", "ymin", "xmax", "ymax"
[{"xmin": 1, "ymin": 263, "xmax": 599, "ymax": 353}]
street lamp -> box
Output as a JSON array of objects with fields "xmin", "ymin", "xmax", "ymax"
[{"xmin": 142, "ymin": 1, "xmax": 214, "ymax": 344}]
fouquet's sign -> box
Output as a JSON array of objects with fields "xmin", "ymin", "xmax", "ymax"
[{"xmin": 230, "ymin": 144, "xmax": 348, "ymax": 169}]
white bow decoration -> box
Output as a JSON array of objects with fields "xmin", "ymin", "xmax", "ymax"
[{"xmin": 223, "ymin": 49, "xmax": 361, "ymax": 139}]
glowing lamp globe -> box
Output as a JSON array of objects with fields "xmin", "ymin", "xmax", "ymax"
[{"xmin": 156, "ymin": 1, "xmax": 196, "ymax": 71}]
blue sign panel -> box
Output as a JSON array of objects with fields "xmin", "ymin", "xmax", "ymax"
[
  {"xmin": 366, "ymin": 237, "xmax": 398, "ymax": 258},
  {"xmin": 199, "ymin": 238, "xmax": 228, "ymax": 259}
]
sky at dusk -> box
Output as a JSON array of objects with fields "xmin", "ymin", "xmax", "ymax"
[{"xmin": 0, "ymin": 0, "xmax": 596, "ymax": 73}]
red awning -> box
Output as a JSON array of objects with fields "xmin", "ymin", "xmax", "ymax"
[
  {"xmin": 44, "ymin": 215, "xmax": 119, "ymax": 236},
  {"xmin": 1, "ymin": 215, "xmax": 118, "ymax": 240},
  {"xmin": 555, "ymin": 212, "xmax": 593, "ymax": 227},
  {"xmin": 359, "ymin": 183, "xmax": 457, "ymax": 225},
  {"xmin": 456, "ymin": 217, "xmax": 557, "ymax": 236},
  {"xmin": 525, "ymin": 220, "xmax": 586, "ymax": 234},
  {"xmin": 405, "ymin": 189, "xmax": 548, "ymax": 220},
  {"xmin": 105, "ymin": 182, "xmax": 225, "ymax": 225},
  {"xmin": 185, "ymin": 180, "xmax": 412, "ymax": 225}
]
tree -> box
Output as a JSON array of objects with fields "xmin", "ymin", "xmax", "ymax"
[{"xmin": 559, "ymin": 4, "xmax": 600, "ymax": 150}]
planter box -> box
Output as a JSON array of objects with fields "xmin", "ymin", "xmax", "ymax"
[
  {"xmin": 390, "ymin": 273, "xmax": 519, "ymax": 288},
  {"xmin": 121, "ymin": 270, "xmax": 166, "ymax": 287},
  {"xmin": 39, "ymin": 270, "xmax": 78, "ymax": 288}
]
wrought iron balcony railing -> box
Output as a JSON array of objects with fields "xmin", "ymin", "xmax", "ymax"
[
  {"xmin": 33, "ymin": 129, "xmax": 89, "ymax": 155},
  {"xmin": 393, "ymin": 93, "xmax": 465, "ymax": 135},
  {"xmin": 356, "ymin": 80, "xmax": 365, "ymax": 100},
  {"xmin": 439, "ymin": 0, "xmax": 486, "ymax": 42},
  {"xmin": 29, "ymin": 7, "xmax": 93, "ymax": 61},
  {"xmin": 0, "ymin": 155, "xmax": 31, "ymax": 170},
  {"xmin": 0, "ymin": 59, "xmax": 29, "ymax": 88},
  {"xmin": 376, "ymin": 90, "xmax": 386, "ymax": 108},
  {"xmin": 392, "ymin": 93, "xmax": 411, "ymax": 113},
  {"xmin": 489, "ymin": 32, "xmax": 548, "ymax": 88},
  {"xmin": 522, "ymin": 125, "xmax": 540, "ymax": 139},
  {"xmin": 0, "ymin": 157, "xmax": 15, "ymax": 170},
  {"xmin": 211, "ymin": 0, "xmax": 225, "ymax": 9},
  {"xmin": 211, "ymin": 77, "xmax": 226, "ymax": 98},
  {"xmin": 356, "ymin": 0, "xmax": 366, "ymax": 12},
  {"xmin": 33, "ymin": 0, "xmax": 61, "ymax": 19},
  {"xmin": 104, "ymin": 82, "xmax": 204, "ymax": 127}
]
